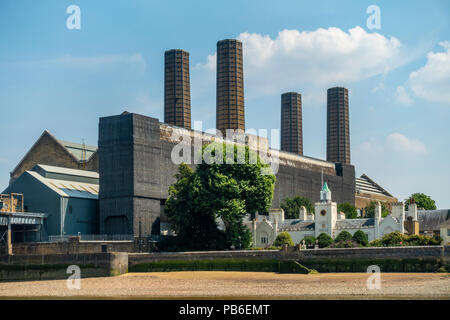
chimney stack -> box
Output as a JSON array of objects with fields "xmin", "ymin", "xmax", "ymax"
[{"xmin": 164, "ymin": 49, "xmax": 191, "ymax": 129}]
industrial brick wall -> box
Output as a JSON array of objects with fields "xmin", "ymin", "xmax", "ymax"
[
  {"xmin": 0, "ymin": 240, "xmax": 134, "ymax": 255},
  {"xmin": 0, "ymin": 252, "xmax": 128, "ymax": 281},
  {"xmin": 99, "ymin": 112, "xmax": 355, "ymax": 237},
  {"xmin": 128, "ymin": 246, "xmax": 447, "ymax": 266}
]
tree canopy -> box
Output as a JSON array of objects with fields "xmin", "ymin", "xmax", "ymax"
[
  {"xmin": 337, "ymin": 202, "xmax": 358, "ymax": 219},
  {"xmin": 364, "ymin": 200, "xmax": 390, "ymax": 218},
  {"xmin": 165, "ymin": 142, "xmax": 276, "ymax": 251},
  {"xmin": 405, "ymin": 193, "xmax": 436, "ymax": 210},
  {"xmin": 280, "ymin": 196, "xmax": 314, "ymax": 219}
]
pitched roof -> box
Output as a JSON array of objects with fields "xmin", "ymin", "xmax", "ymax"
[
  {"xmin": 278, "ymin": 220, "xmax": 315, "ymax": 231},
  {"xmin": 335, "ymin": 218, "xmax": 375, "ymax": 229},
  {"xmin": 57, "ymin": 139, "xmax": 97, "ymax": 161},
  {"xmin": 27, "ymin": 170, "xmax": 98, "ymax": 199},
  {"xmin": 35, "ymin": 164, "xmax": 99, "ymax": 179},
  {"xmin": 418, "ymin": 209, "xmax": 450, "ymax": 232},
  {"xmin": 355, "ymin": 174, "xmax": 394, "ymax": 198}
]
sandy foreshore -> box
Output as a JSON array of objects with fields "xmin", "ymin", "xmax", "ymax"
[{"xmin": 0, "ymin": 272, "xmax": 448, "ymax": 299}]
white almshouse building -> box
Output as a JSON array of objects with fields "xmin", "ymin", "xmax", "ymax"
[{"xmin": 245, "ymin": 182, "xmax": 412, "ymax": 247}]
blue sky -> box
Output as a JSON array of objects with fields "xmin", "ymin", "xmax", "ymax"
[{"xmin": 0, "ymin": 0, "xmax": 449, "ymax": 207}]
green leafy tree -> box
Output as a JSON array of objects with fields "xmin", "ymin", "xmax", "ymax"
[
  {"xmin": 280, "ymin": 196, "xmax": 314, "ymax": 219},
  {"xmin": 352, "ymin": 230, "xmax": 368, "ymax": 246},
  {"xmin": 165, "ymin": 142, "xmax": 276, "ymax": 250},
  {"xmin": 195, "ymin": 142, "xmax": 276, "ymax": 248},
  {"xmin": 405, "ymin": 193, "xmax": 437, "ymax": 210},
  {"xmin": 337, "ymin": 202, "xmax": 358, "ymax": 219},
  {"xmin": 335, "ymin": 231, "xmax": 353, "ymax": 242},
  {"xmin": 273, "ymin": 232, "xmax": 294, "ymax": 246},
  {"xmin": 165, "ymin": 163, "xmax": 226, "ymax": 250},
  {"xmin": 317, "ymin": 233, "xmax": 333, "ymax": 248},
  {"xmin": 364, "ymin": 201, "xmax": 390, "ymax": 218}
]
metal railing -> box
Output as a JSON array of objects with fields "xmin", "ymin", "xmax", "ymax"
[{"xmin": 48, "ymin": 234, "xmax": 134, "ymax": 242}]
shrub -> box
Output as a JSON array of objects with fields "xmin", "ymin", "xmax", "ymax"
[
  {"xmin": 381, "ymin": 231, "xmax": 406, "ymax": 246},
  {"xmin": 301, "ymin": 236, "xmax": 316, "ymax": 247},
  {"xmin": 335, "ymin": 231, "xmax": 353, "ymax": 242},
  {"xmin": 317, "ymin": 233, "xmax": 333, "ymax": 248},
  {"xmin": 329, "ymin": 240, "xmax": 359, "ymax": 248},
  {"xmin": 273, "ymin": 232, "xmax": 294, "ymax": 247},
  {"xmin": 352, "ymin": 230, "xmax": 369, "ymax": 246}
]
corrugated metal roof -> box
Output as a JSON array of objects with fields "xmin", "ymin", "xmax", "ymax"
[
  {"xmin": 58, "ymin": 139, "xmax": 97, "ymax": 161},
  {"xmin": 355, "ymin": 174, "xmax": 394, "ymax": 197},
  {"xmin": 27, "ymin": 171, "xmax": 98, "ymax": 199},
  {"xmin": 36, "ymin": 164, "xmax": 99, "ymax": 179}
]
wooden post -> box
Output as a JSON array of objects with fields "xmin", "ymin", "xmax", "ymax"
[{"xmin": 7, "ymin": 215, "xmax": 12, "ymax": 255}]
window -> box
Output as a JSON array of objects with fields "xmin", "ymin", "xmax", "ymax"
[
  {"xmin": 321, "ymin": 209, "xmax": 327, "ymax": 216},
  {"xmin": 447, "ymin": 229, "xmax": 450, "ymax": 236},
  {"xmin": 68, "ymin": 205, "xmax": 73, "ymax": 214},
  {"xmin": 261, "ymin": 236, "xmax": 268, "ymax": 244}
]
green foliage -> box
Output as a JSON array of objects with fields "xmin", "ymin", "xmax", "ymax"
[
  {"xmin": 317, "ymin": 233, "xmax": 333, "ymax": 248},
  {"xmin": 405, "ymin": 193, "xmax": 437, "ymax": 210},
  {"xmin": 329, "ymin": 240, "xmax": 359, "ymax": 248},
  {"xmin": 280, "ymin": 196, "xmax": 314, "ymax": 219},
  {"xmin": 335, "ymin": 231, "xmax": 353, "ymax": 242},
  {"xmin": 301, "ymin": 236, "xmax": 316, "ymax": 246},
  {"xmin": 337, "ymin": 202, "xmax": 358, "ymax": 219},
  {"xmin": 273, "ymin": 232, "xmax": 294, "ymax": 247},
  {"xmin": 364, "ymin": 201, "xmax": 390, "ymax": 218},
  {"xmin": 352, "ymin": 230, "xmax": 369, "ymax": 246},
  {"xmin": 165, "ymin": 142, "xmax": 276, "ymax": 251},
  {"xmin": 367, "ymin": 231, "xmax": 442, "ymax": 247}
]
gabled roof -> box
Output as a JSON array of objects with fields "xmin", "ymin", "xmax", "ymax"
[
  {"xmin": 11, "ymin": 130, "xmax": 97, "ymax": 176},
  {"xmin": 355, "ymin": 174, "xmax": 394, "ymax": 198}
]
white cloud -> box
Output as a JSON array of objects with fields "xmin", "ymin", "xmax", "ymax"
[
  {"xmin": 395, "ymin": 85, "xmax": 413, "ymax": 105},
  {"xmin": 386, "ymin": 133, "xmax": 427, "ymax": 154},
  {"xmin": 193, "ymin": 26, "xmax": 406, "ymax": 104},
  {"xmin": 406, "ymin": 41, "xmax": 450, "ymax": 104},
  {"xmin": 357, "ymin": 133, "xmax": 427, "ymax": 156}
]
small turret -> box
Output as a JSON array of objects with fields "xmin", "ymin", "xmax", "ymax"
[{"xmin": 320, "ymin": 182, "xmax": 332, "ymax": 203}]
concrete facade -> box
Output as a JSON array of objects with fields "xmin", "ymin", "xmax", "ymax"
[{"xmin": 98, "ymin": 112, "xmax": 355, "ymax": 237}]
